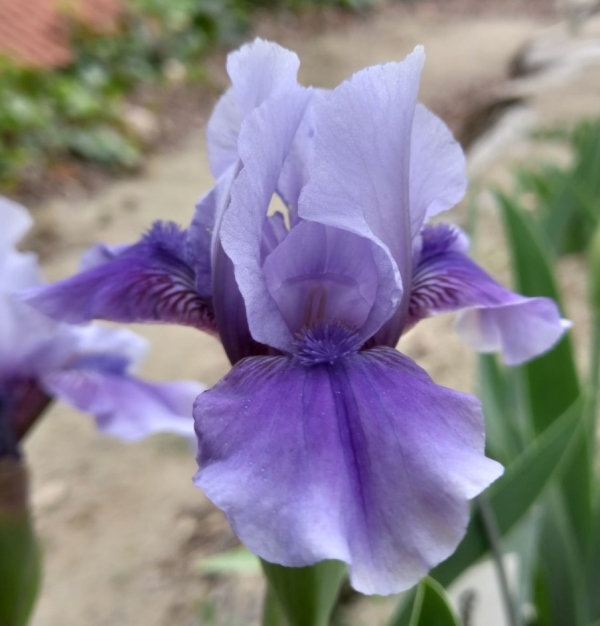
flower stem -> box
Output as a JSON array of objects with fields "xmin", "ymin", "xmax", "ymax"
[
  {"xmin": 477, "ymin": 495, "xmax": 520, "ymax": 626},
  {"xmin": 262, "ymin": 584, "xmax": 289, "ymax": 626},
  {"xmin": 260, "ymin": 560, "xmax": 346, "ymax": 626}
]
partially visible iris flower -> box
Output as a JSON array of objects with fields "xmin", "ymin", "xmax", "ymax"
[
  {"xmin": 1, "ymin": 196, "xmax": 203, "ymax": 457},
  {"xmin": 25, "ymin": 41, "xmax": 570, "ymax": 594}
]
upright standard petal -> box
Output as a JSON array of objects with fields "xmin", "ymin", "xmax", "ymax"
[
  {"xmin": 219, "ymin": 88, "xmax": 311, "ymax": 353},
  {"xmin": 408, "ymin": 224, "xmax": 569, "ymax": 365},
  {"xmin": 207, "ymin": 39, "xmax": 301, "ymax": 178},
  {"xmin": 0, "ymin": 249, "xmax": 41, "ymax": 293},
  {"xmin": 194, "ymin": 345, "xmax": 502, "ymax": 595},
  {"xmin": 409, "ymin": 104, "xmax": 467, "ymax": 235},
  {"xmin": 0, "ymin": 196, "xmax": 33, "ymax": 251},
  {"xmin": 299, "ymin": 48, "xmax": 425, "ymax": 290},
  {"xmin": 24, "ymin": 222, "xmax": 217, "ymax": 333}
]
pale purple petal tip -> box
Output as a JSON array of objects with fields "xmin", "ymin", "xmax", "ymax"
[
  {"xmin": 43, "ymin": 358, "xmax": 203, "ymax": 441},
  {"xmin": 194, "ymin": 347, "xmax": 502, "ymax": 595},
  {"xmin": 408, "ymin": 224, "xmax": 569, "ymax": 365},
  {"xmin": 0, "ymin": 196, "xmax": 33, "ymax": 250},
  {"xmin": 207, "ymin": 38, "xmax": 301, "ymax": 178},
  {"xmin": 79, "ymin": 242, "xmax": 131, "ymax": 271},
  {"xmin": 300, "ymin": 47, "xmax": 425, "ymax": 285},
  {"xmin": 227, "ymin": 38, "xmax": 300, "ymax": 115},
  {"xmin": 454, "ymin": 300, "xmax": 570, "ymax": 366},
  {"xmin": 409, "ymin": 104, "xmax": 467, "ymax": 234}
]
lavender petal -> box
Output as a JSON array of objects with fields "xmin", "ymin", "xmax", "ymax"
[
  {"xmin": 299, "ymin": 48, "xmax": 425, "ymax": 289},
  {"xmin": 410, "ymin": 104, "xmax": 467, "ymax": 233},
  {"xmin": 0, "ymin": 196, "xmax": 33, "ymax": 250},
  {"xmin": 207, "ymin": 39, "xmax": 301, "ymax": 178},
  {"xmin": 42, "ymin": 361, "xmax": 202, "ymax": 441},
  {"xmin": 219, "ymin": 88, "xmax": 311, "ymax": 353},
  {"xmin": 262, "ymin": 220, "xmax": 399, "ymax": 340},
  {"xmin": 194, "ymin": 347, "xmax": 502, "ymax": 595},
  {"xmin": 24, "ymin": 222, "xmax": 217, "ymax": 333},
  {"xmin": 408, "ymin": 224, "xmax": 570, "ymax": 365}
]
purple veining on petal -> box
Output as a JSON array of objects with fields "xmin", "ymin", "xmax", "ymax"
[
  {"xmin": 407, "ymin": 224, "xmax": 569, "ymax": 365},
  {"xmin": 262, "ymin": 221, "xmax": 380, "ymax": 336},
  {"xmin": 261, "ymin": 220, "xmax": 400, "ymax": 344},
  {"xmin": 24, "ymin": 221, "xmax": 217, "ymax": 333},
  {"xmin": 1, "ymin": 196, "xmax": 208, "ymax": 448},
  {"xmin": 194, "ymin": 344, "xmax": 502, "ymax": 594}
]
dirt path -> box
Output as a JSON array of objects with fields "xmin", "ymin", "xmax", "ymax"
[{"xmin": 22, "ymin": 6, "xmax": 558, "ymax": 626}]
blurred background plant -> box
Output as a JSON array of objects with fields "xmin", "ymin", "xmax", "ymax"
[{"xmin": 0, "ymin": 0, "xmax": 383, "ymax": 191}]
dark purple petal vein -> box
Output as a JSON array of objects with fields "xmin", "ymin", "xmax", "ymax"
[{"xmin": 24, "ymin": 222, "xmax": 217, "ymax": 333}]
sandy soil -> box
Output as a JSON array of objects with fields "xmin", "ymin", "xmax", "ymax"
[{"xmin": 19, "ymin": 3, "xmax": 593, "ymax": 625}]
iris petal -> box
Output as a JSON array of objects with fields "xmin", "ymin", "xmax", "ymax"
[
  {"xmin": 43, "ymin": 363, "xmax": 202, "ymax": 442},
  {"xmin": 410, "ymin": 104, "xmax": 467, "ymax": 233},
  {"xmin": 194, "ymin": 346, "xmax": 502, "ymax": 595},
  {"xmin": 219, "ymin": 89, "xmax": 311, "ymax": 353},
  {"xmin": 207, "ymin": 39, "xmax": 301, "ymax": 178},
  {"xmin": 262, "ymin": 220, "xmax": 398, "ymax": 340},
  {"xmin": 408, "ymin": 224, "xmax": 569, "ymax": 365},
  {"xmin": 0, "ymin": 196, "xmax": 33, "ymax": 250},
  {"xmin": 299, "ymin": 48, "xmax": 425, "ymax": 290},
  {"xmin": 24, "ymin": 222, "xmax": 217, "ymax": 333}
]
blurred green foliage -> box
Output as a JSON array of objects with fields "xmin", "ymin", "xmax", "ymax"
[
  {"xmin": 516, "ymin": 118, "xmax": 600, "ymax": 256},
  {"xmin": 0, "ymin": 0, "xmax": 380, "ymax": 190},
  {"xmin": 391, "ymin": 116, "xmax": 600, "ymax": 626}
]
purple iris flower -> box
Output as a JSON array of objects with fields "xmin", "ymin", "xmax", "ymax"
[
  {"xmin": 1, "ymin": 196, "xmax": 204, "ymax": 456},
  {"xmin": 25, "ymin": 40, "xmax": 570, "ymax": 594}
]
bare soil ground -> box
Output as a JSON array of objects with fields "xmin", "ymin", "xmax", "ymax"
[{"xmin": 21, "ymin": 2, "xmax": 591, "ymax": 625}]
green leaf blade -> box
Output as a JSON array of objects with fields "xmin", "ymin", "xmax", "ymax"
[
  {"xmin": 432, "ymin": 401, "xmax": 582, "ymax": 587},
  {"xmin": 260, "ymin": 560, "xmax": 346, "ymax": 626},
  {"xmin": 408, "ymin": 578, "xmax": 461, "ymax": 626}
]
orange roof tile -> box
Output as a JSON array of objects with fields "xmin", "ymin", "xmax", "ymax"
[{"xmin": 0, "ymin": 0, "xmax": 122, "ymax": 68}]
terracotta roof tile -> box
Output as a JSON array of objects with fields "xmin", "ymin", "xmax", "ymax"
[{"xmin": 0, "ymin": 0, "xmax": 122, "ymax": 68}]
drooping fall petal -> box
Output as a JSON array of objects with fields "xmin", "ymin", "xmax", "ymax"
[
  {"xmin": 408, "ymin": 224, "xmax": 569, "ymax": 365},
  {"xmin": 23, "ymin": 222, "xmax": 217, "ymax": 333},
  {"xmin": 194, "ymin": 345, "xmax": 502, "ymax": 594}
]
